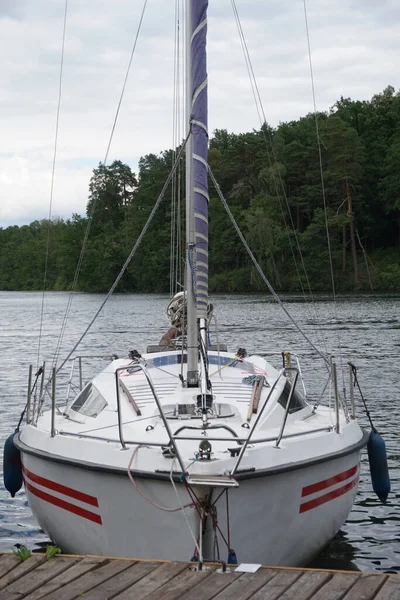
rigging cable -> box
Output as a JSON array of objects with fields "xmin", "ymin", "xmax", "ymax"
[
  {"xmin": 170, "ymin": 0, "xmax": 179, "ymax": 295},
  {"xmin": 54, "ymin": 130, "xmax": 191, "ymax": 376},
  {"xmin": 209, "ymin": 166, "xmax": 329, "ymax": 367},
  {"xmin": 51, "ymin": 0, "xmax": 148, "ymax": 373},
  {"xmin": 36, "ymin": 0, "xmax": 68, "ymax": 372},
  {"xmin": 302, "ymin": 0, "xmax": 345, "ymax": 385},
  {"xmin": 231, "ymin": 0, "xmax": 313, "ymax": 299},
  {"xmin": 176, "ymin": 2, "xmax": 184, "ymax": 293},
  {"xmin": 231, "ymin": 0, "xmax": 329, "ymax": 357},
  {"xmin": 170, "ymin": 0, "xmax": 184, "ymax": 297}
]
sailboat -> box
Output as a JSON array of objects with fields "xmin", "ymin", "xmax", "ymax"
[{"xmin": 12, "ymin": 1, "xmax": 369, "ymax": 566}]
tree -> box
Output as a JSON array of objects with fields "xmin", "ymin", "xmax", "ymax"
[
  {"xmin": 378, "ymin": 126, "xmax": 400, "ymax": 245},
  {"xmin": 1, "ymin": 88, "xmax": 400, "ymax": 294},
  {"xmin": 86, "ymin": 160, "xmax": 137, "ymax": 232}
]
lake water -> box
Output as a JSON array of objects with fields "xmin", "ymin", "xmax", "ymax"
[{"xmin": 0, "ymin": 291, "xmax": 399, "ymax": 572}]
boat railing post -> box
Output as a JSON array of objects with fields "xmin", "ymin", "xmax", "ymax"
[
  {"xmin": 66, "ymin": 357, "xmax": 76, "ymax": 404},
  {"xmin": 114, "ymin": 369, "xmax": 126, "ymax": 450},
  {"xmin": 349, "ymin": 363, "xmax": 356, "ymax": 419},
  {"xmin": 275, "ymin": 371, "xmax": 299, "ymax": 448},
  {"xmin": 51, "ymin": 367, "xmax": 56, "ymax": 437},
  {"xmin": 332, "ymin": 359, "xmax": 340, "ymax": 433},
  {"xmin": 294, "ymin": 355, "xmax": 307, "ymax": 399},
  {"xmin": 79, "ymin": 356, "xmax": 83, "ymax": 391},
  {"xmin": 312, "ymin": 373, "xmax": 331, "ymax": 413},
  {"xmin": 39, "ymin": 362, "xmax": 45, "ymax": 407},
  {"xmin": 230, "ymin": 369, "xmax": 284, "ymax": 477},
  {"xmin": 26, "ymin": 365, "xmax": 33, "ymax": 424},
  {"xmin": 32, "ymin": 362, "xmax": 46, "ymax": 424}
]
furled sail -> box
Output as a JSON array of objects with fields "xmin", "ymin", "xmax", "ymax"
[{"xmin": 191, "ymin": 0, "xmax": 209, "ymax": 319}]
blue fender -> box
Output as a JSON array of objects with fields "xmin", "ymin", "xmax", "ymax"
[
  {"xmin": 3, "ymin": 433, "xmax": 23, "ymax": 498},
  {"xmin": 367, "ymin": 429, "xmax": 390, "ymax": 504},
  {"xmin": 227, "ymin": 549, "xmax": 238, "ymax": 565}
]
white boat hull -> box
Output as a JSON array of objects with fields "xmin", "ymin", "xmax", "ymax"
[{"xmin": 20, "ymin": 446, "xmax": 362, "ymax": 566}]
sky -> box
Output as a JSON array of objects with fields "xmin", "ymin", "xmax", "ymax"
[{"xmin": 0, "ymin": 0, "xmax": 399, "ymax": 228}]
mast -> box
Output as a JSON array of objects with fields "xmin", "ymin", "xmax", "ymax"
[
  {"xmin": 185, "ymin": 0, "xmax": 209, "ymax": 387},
  {"xmin": 185, "ymin": 0, "xmax": 197, "ymax": 386}
]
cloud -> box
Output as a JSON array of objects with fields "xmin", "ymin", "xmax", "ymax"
[{"xmin": 0, "ymin": 0, "xmax": 399, "ymax": 227}]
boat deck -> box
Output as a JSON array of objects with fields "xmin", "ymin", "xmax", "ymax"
[{"xmin": 0, "ymin": 553, "xmax": 398, "ymax": 600}]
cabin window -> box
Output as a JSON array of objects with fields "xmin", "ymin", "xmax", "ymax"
[
  {"xmin": 278, "ymin": 381, "xmax": 307, "ymax": 413},
  {"xmin": 70, "ymin": 383, "xmax": 107, "ymax": 418},
  {"xmin": 149, "ymin": 353, "xmax": 255, "ymax": 373}
]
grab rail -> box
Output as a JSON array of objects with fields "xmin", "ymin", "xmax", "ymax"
[
  {"xmin": 173, "ymin": 423, "xmax": 240, "ymax": 440},
  {"xmin": 115, "ymin": 362, "xmax": 187, "ymax": 476}
]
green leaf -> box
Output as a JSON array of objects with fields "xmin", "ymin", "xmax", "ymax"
[
  {"xmin": 13, "ymin": 545, "xmax": 31, "ymax": 561},
  {"xmin": 45, "ymin": 545, "xmax": 62, "ymax": 560}
]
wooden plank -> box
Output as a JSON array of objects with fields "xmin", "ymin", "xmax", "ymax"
[
  {"xmin": 0, "ymin": 554, "xmax": 392, "ymax": 600},
  {"xmin": 0, "ymin": 556, "xmax": 21, "ymax": 579},
  {"xmin": 113, "ymin": 561, "xmax": 189, "ymax": 600},
  {"xmin": 23, "ymin": 557, "xmax": 109, "ymax": 600},
  {"xmin": 341, "ymin": 574, "xmax": 387, "ymax": 600},
  {"xmin": 141, "ymin": 566, "xmax": 215, "ymax": 600},
  {"xmin": 0, "ymin": 555, "xmax": 47, "ymax": 591},
  {"xmin": 374, "ymin": 575, "xmax": 400, "ymax": 600},
  {"xmin": 80, "ymin": 562, "xmax": 159, "ymax": 600},
  {"xmin": 308, "ymin": 572, "xmax": 361, "ymax": 600},
  {"xmin": 181, "ymin": 570, "xmax": 242, "ymax": 600},
  {"xmin": 0, "ymin": 557, "xmax": 80, "ymax": 600},
  {"xmin": 250, "ymin": 570, "xmax": 305, "ymax": 600},
  {"xmin": 39, "ymin": 559, "xmax": 135, "ymax": 600},
  {"xmin": 119, "ymin": 377, "xmax": 142, "ymax": 415},
  {"xmin": 277, "ymin": 571, "xmax": 332, "ymax": 600},
  {"xmin": 212, "ymin": 569, "xmax": 279, "ymax": 600}
]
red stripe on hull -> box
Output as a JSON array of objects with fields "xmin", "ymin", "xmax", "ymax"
[
  {"xmin": 301, "ymin": 464, "xmax": 359, "ymax": 497},
  {"xmin": 25, "ymin": 480, "xmax": 102, "ymax": 525},
  {"xmin": 299, "ymin": 475, "xmax": 359, "ymax": 514},
  {"xmin": 22, "ymin": 464, "xmax": 98, "ymax": 507}
]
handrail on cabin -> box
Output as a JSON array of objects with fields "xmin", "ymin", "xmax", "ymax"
[
  {"xmin": 230, "ymin": 368, "xmax": 285, "ymax": 477},
  {"xmin": 114, "ymin": 362, "xmax": 188, "ymax": 476}
]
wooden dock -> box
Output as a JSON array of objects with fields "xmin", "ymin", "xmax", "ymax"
[{"xmin": 0, "ymin": 553, "xmax": 398, "ymax": 600}]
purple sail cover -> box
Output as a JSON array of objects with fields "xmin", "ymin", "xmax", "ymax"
[{"xmin": 191, "ymin": 0, "xmax": 209, "ymax": 318}]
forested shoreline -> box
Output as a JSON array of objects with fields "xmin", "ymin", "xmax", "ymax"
[{"xmin": 1, "ymin": 87, "xmax": 400, "ymax": 293}]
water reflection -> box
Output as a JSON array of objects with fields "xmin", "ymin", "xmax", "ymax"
[{"xmin": 308, "ymin": 531, "xmax": 360, "ymax": 572}]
